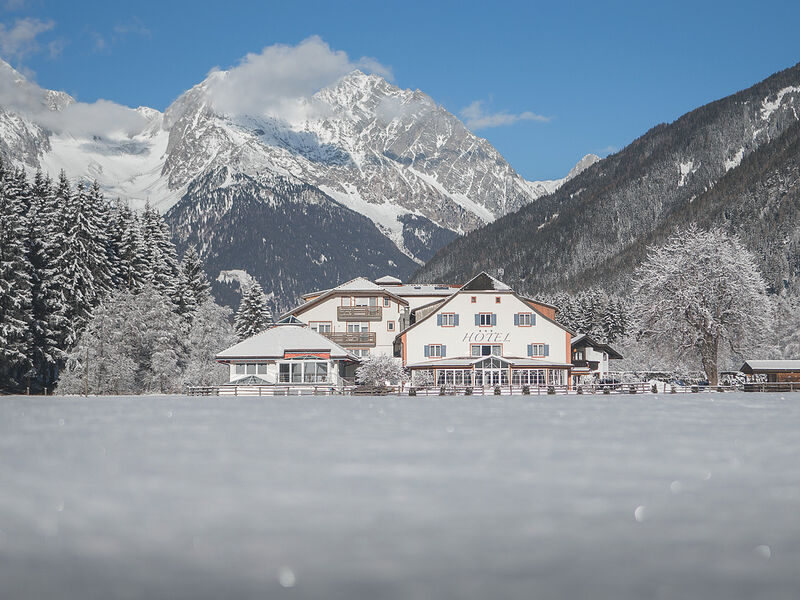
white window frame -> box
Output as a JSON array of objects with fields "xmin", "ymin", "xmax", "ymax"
[{"xmin": 530, "ymin": 343, "xmax": 546, "ymax": 357}]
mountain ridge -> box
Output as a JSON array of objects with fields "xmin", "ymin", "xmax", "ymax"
[{"xmin": 414, "ymin": 61, "xmax": 800, "ymax": 299}]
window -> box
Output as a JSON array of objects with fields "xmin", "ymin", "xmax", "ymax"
[
  {"xmin": 349, "ymin": 348, "xmax": 370, "ymax": 357},
  {"xmin": 383, "ymin": 297, "xmax": 390, "ymax": 307},
  {"xmin": 438, "ymin": 313, "xmax": 457, "ymax": 327},
  {"xmin": 278, "ymin": 361, "xmax": 329, "ymax": 383},
  {"xmin": 257, "ymin": 364, "xmax": 268, "ymax": 374},
  {"xmin": 528, "ymin": 343, "xmax": 548, "ymax": 357},
  {"xmin": 246, "ymin": 363, "xmax": 256, "ymax": 374},
  {"xmin": 425, "ymin": 344, "xmax": 445, "ymax": 358},
  {"xmin": 574, "ymin": 349, "xmax": 585, "ymax": 361},
  {"xmin": 347, "ymin": 322, "xmax": 369, "ymax": 333},
  {"xmin": 387, "ymin": 321, "xmax": 395, "ymax": 331},
  {"xmin": 550, "ymin": 369, "xmax": 566, "ymax": 386},
  {"xmin": 471, "ymin": 344, "xmax": 502, "ymax": 356},
  {"xmin": 235, "ymin": 364, "xmax": 245, "ymax": 374},
  {"xmin": 512, "ymin": 369, "xmax": 547, "ymax": 386},
  {"xmin": 310, "ymin": 321, "xmax": 332, "ymax": 333},
  {"xmin": 515, "ymin": 313, "xmax": 533, "ymax": 327},
  {"xmin": 475, "ymin": 313, "xmax": 496, "ymax": 326},
  {"xmin": 471, "ymin": 296, "xmax": 477, "ymax": 303},
  {"xmin": 436, "ymin": 369, "xmax": 473, "ymax": 386},
  {"xmin": 341, "ymin": 296, "xmax": 351, "ymax": 306},
  {"xmin": 495, "ymin": 296, "xmax": 501, "ymax": 303}
]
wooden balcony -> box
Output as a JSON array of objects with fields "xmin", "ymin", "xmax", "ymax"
[
  {"xmin": 323, "ymin": 331, "xmax": 377, "ymax": 347},
  {"xmin": 337, "ymin": 306, "xmax": 382, "ymax": 321}
]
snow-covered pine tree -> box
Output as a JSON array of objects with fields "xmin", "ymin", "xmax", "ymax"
[
  {"xmin": 57, "ymin": 175, "xmax": 98, "ymax": 345},
  {"xmin": 112, "ymin": 204, "xmax": 148, "ymax": 290},
  {"xmin": 84, "ymin": 180, "xmax": 116, "ymax": 295},
  {"xmin": 25, "ymin": 170, "xmax": 64, "ymax": 390},
  {"xmin": 176, "ymin": 245, "xmax": 211, "ymax": 320},
  {"xmin": 234, "ymin": 282, "xmax": 272, "ymax": 340},
  {"xmin": 141, "ymin": 205, "xmax": 179, "ymax": 302},
  {"xmin": 0, "ymin": 161, "xmax": 33, "ymax": 390}
]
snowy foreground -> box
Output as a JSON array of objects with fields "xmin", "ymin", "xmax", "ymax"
[{"xmin": 1, "ymin": 394, "xmax": 799, "ymax": 600}]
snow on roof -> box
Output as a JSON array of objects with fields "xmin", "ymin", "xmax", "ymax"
[
  {"xmin": 216, "ymin": 324, "xmax": 355, "ymax": 360},
  {"xmin": 741, "ymin": 360, "xmax": 800, "ymax": 373},
  {"xmin": 385, "ymin": 284, "xmax": 459, "ymax": 296},
  {"xmin": 460, "ymin": 272, "xmax": 512, "ymax": 291},
  {"xmin": 374, "ymin": 275, "xmax": 402, "ymax": 285},
  {"xmin": 335, "ymin": 277, "xmax": 385, "ymax": 291}
]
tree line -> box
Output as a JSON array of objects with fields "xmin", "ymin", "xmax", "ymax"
[{"xmin": 0, "ymin": 162, "xmax": 234, "ymax": 393}]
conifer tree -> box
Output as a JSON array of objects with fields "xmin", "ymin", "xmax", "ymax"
[
  {"xmin": 176, "ymin": 245, "xmax": 211, "ymax": 320},
  {"xmin": 25, "ymin": 171, "xmax": 63, "ymax": 389},
  {"xmin": 112, "ymin": 205, "xmax": 148, "ymax": 290},
  {"xmin": 234, "ymin": 282, "xmax": 272, "ymax": 340},
  {"xmin": 0, "ymin": 162, "xmax": 32, "ymax": 389},
  {"xmin": 57, "ymin": 176, "xmax": 97, "ymax": 345},
  {"xmin": 141, "ymin": 205, "xmax": 179, "ymax": 301}
]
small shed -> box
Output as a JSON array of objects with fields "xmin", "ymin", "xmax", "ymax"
[{"xmin": 740, "ymin": 360, "xmax": 800, "ymax": 383}]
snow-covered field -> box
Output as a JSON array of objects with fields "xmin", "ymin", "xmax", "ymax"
[{"xmin": 1, "ymin": 393, "xmax": 799, "ymax": 599}]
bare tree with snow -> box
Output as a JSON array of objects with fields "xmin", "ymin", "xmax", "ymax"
[
  {"xmin": 355, "ymin": 354, "xmax": 406, "ymax": 388},
  {"xmin": 631, "ymin": 226, "xmax": 772, "ymax": 385}
]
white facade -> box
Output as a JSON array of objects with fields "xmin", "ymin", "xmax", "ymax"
[
  {"xmin": 397, "ymin": 273, "xmax": 574, "ymax": 388},
  {"xmin": 401, "ymin": 291, "xmax": 570, "ymax": 365},
  {"xmin": 282, "ymin": 277, "xmax": 459, "ymax": 357}
]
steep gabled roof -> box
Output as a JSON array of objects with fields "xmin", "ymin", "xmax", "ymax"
[
  {"xmin": 571, "ymin": 333, "xmax": 623, "ymax": 359},
  {"xmin": 460, "ymin": 272, "xmax": 511, "ymax": 291},
  {"xmin": 216, "ymin": 324, "xmax": 357, "ymax": 360},
  {"xmin": 396, "ymin": 272, "xmax": 573, "ymax": 340},
  {"xmin": 280, "ymin": 276, "xmax": 409, "ymax": 319}
]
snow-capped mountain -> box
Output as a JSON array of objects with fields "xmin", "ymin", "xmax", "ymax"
[
  {"xmin": 0, "ymin": 59, "xmax": 587, "ymax": 307},
  {"xmin": 416, "ymin": 62, "xmax": 800, "ymax": 299}
]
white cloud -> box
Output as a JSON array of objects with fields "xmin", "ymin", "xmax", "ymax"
[
  {"xmin": 205, "ymin": 36, "xmax": 392, "ymax": 123},
  {"xmin": 460, "ymin": 99, "xmax": 549, "ymax": 130},
  {"xmin": 0, "ymin": 17, "xmax": 54, "ymax": 61},
  {"xmin": 0, "ymin": 63, "xmax": 149, "ymax": 137}
]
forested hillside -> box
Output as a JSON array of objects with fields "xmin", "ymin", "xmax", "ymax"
[{"xmin": 414, "ymin": 62, "xmax": 800, "ymax": 298}]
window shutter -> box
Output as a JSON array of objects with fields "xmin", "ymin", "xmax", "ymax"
[
  {"xmin": 491, "ymin": 313, "xmax": 497, "ymax": 326},
  {"xmin": 544, "ymin": 344, "xmax": 550, "ymax": 356},
  {"xmin": 454, "ymin": 314, "xmax": 459, "ymax": 326},
  {"xmin": 441, "ymin": 345, "xmax": 447, "ymax": 357},
  {"xmin": 437, "ymin": 314, "xmax": 442, "ymax": 326},
  {"xmin": 475, "ymin": 313, "xmax": 480, "ymax": 325},
  {"xmin": 424, "ymin": 345, "xmax": 430, "ymax": 357},
  {"xmin": 532, "ymin": 314, "xmax": 536, "ymax": 326},
  {"xmin": 514, "ymin": 313, "xmax": 519, "ymax": 326},
  {"xmin": 527, "ymin": 344, "xmax": 532, "ymax": 356}
]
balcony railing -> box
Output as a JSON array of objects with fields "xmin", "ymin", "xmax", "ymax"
[
  {"xmin": 337, "ymin": 306, "xmax": 382, "ymax": 321},
  {"xmin": 322, "ymin": 331, "xmax": 377, "ymax": 347}
]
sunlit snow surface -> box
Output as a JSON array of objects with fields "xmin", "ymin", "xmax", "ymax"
[{"xmin": 1, "ymin": 393, "xmax": 799, "ymax": 599}]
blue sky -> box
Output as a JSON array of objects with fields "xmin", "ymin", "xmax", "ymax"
[{"xmin": 2, "ymin": 0, "xmax": 800, "ymax": 179}]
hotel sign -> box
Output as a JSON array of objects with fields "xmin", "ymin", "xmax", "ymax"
[{"xmin": 462, "ymin": 331, "xmax": 511, "ymax": 343}]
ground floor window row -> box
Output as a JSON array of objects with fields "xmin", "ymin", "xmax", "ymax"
[
  {"xmin": 426, "ymin": 367, "xmax": 568, "ymax": 387},
  {"xmin": 278, "ymin": 361, "xmax": 330, "ymax": 383}
]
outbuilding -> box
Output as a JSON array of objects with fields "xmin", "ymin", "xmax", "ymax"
[
  {"xmin": 740, "ymin": 360, "xmax": 800, "ymax": 385},
  {"xmin": 216, "ymin": 321, "xmax": 360, "ymax": 388}
]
